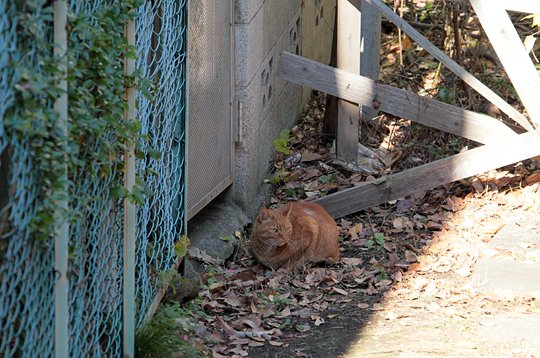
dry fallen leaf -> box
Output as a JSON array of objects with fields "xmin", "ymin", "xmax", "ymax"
[
  {"xmin": 332, "ymin": 287, "xmax": 349, "ymax": 296},
  {"xmin": 278, "ymin": 306, "xmax": 291, "ymax": 318},
  {"xmin": 301, "ymin": 151, "xmax": 323, "ymax": 162},
  {"xmin": 481, "ymin": 222, "xmax": 505, "ymax": 236},
  {"xmin": 455, "ymin": 267, "xmax": 471, "ymax": 277},
  {"xmin": 341, "ymin": 257, "xmax": 364, "ymax": 266},
  {"xmin": 222, "ymin": 294, "xmax": 241, "ymax": 307}
]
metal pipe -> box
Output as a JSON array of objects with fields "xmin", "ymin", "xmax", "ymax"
[
  {"xmin": 184, "ymin": 0, "xmax": 190, "ymax": 240},
  {"xmin": 53, "ymin": 1, "xmax": 69, "ymax": 357},
  {"xmin": 123, "ymin": 9, "xmax": 137, "ymax": 358}
]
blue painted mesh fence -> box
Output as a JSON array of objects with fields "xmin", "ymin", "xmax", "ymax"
[
  {"xmin": 0, "ymin": 0, "xmax": 187, "ymax": 356},
  {"xmin": 0, "ymin": 2, "xmax": 56, "ymax": 356},
  {"xmin": 135, "ymin": 0, "xmax": 187, "ymax": 327}
]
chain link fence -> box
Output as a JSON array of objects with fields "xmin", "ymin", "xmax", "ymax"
[{"xmin": 0, "ymin": 0, "xmax": 187, "ymax": 356}]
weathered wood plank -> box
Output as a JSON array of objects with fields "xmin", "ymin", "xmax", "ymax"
[
  {"xmin": 448, "ymin": 0, "xmax": 540, "ymax": 14},
  {"xmin": 362, "ymin": 0, "xmax": 533, "ymax": 131},
  {"xmin": 314, "ymin": 131, "xmax": 540, "ymax": 218},
  {"xmin": 324, "ymin": 5, "xmax": 339, "ymax": 137},
  {"xmin": 360, "ymin": 0, "xmax": 381, "ymax": 121},
  {"xmin": 336, "ymin": 0, "xmax": 361, "ymax": 162},
  {"xmin": 276, "ymin": 52, "xmax": 517, "ymax": 145},
  {"xmin": 470, "ymin": 0, "xmax": 540, "ymax": 130},
  {"xmin": 501, "ymin": 0, "xmax": 540, "ymax": 13}
]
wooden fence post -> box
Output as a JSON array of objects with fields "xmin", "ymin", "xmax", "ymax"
[
  {"xmin": 336, "ymin": 0, "xmax": 361, "ymax": 162},
  {"xmin": 359, "ymin": 0, "xmax": 381, "ymax": 121}
]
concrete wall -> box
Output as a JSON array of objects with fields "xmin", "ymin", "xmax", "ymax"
[
  {"xmin": 233, "ymin": 0, "xmax": 336, "ymax": 217},
  {"xmin": 301, "ymin": 0, "xmax": 337, "ymax": 99}
]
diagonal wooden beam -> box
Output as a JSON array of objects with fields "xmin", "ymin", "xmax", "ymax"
[
  {"xmin": 362, "ymin": 0, "xmax": 533, "ymax": 131},
  {"xmin": 470, "ymin": 0, "xmax": 540, "ymax": 131},
  {"xmin": 448, "ymin": 0, "xmax": 540, "ymax": 14},
  {"xmin": 276, "ymin": 52, "xmax": 517, "ymax": 145},
  {"xmin": 500, "ymin": 0, "xmax": 540, "ymax": 14},
  {"xmin": 314, "ymin": 131, "xmax": 540, "ymax": 218}
]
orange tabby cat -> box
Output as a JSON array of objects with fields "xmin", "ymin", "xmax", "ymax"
[{"xmin": 250, "ymin": 201, "xmax": 340, "ymax": 269}]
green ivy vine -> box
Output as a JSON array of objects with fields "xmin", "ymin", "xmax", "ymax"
[{"xmin": 5, "ymin": 0, "xmax": 152, "ymax": 244}]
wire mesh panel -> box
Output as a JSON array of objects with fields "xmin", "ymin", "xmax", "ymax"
[
  {"xmin": 0, "ymin": 2, "xmax": 56, "ymax": 356},
  {"xmin": 65, "ymin": 2, "xmax": 127, "ymax": 356},
  {"xmin": 135, "ymin": 0, "xmax": 188, "ymax": 325},
  {"xmin": 0, "ymin": 0, "xmax": 187, "ymax": 356},
  {"xmin": 187, "ymin": 0, "xmax": 234, "ymax": 219}
]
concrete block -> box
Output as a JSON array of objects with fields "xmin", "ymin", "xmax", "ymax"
[
  {"xmin": 235, "ymin": 21, "xmax": 264, "ymax": 87},
  {"xmin": 234, "ymin": 0, "xmax": 264, "ymax": 24},
  {"xmin": 175, "ymin": 199, "xmax": 249, "ymax": 301},
  {"xmin": 301, "ymin": 0, "xmax": 336, "ymax": 100},
  {"xmin": 231, "ymin": 0, "xmax": 334, "ymax": 213},
  {"xmin": 236, "ymin": 11, "xmax": 302, "ymax": 142},
  {"xmin": 234, "ymin": 83, "xmax": 302, "ymax": 213},
  {"xmin": 471, "ymin": 257, "xmax": 540, "ymax": 299},
  {"xmin": 487, "ymin": 219, "xmax": 540, "ymax": 252},
  {"xmin": 235, "ymin": 3, "xmax": 301, "ymax": 86},
  {"xmin": 302, "ymin": 0, "xmax": 336, "ymax": 64},
  {"xmin": 476, "ymin": 313, "xmax": 540, "ymax": 347}
]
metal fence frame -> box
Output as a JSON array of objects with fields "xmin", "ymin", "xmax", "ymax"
[{"xmin": 0, "ymin": 0, "xmax": 188, "ymax": 356}]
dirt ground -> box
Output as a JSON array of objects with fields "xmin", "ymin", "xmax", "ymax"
[
  {"xmin": 174, "ymin": 94, "xmax": 540, "ymax": 357},
  {"xmin": 177, "ymin": 179, "xmax": 540, "ymax": 358},
  {"xmin": 246, "ymin": 183, "xmax": 540, "ymax": 358}
]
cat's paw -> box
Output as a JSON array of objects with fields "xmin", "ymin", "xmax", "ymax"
[{"xmin": 325, "ymin": 256, "xmax": 338, "ymax": 265}]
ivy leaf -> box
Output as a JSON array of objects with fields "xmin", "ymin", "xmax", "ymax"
[
  {"xmin": 139, "ymin": 84, "xmax": 154, "ymax": 101},
  {"xmin": 111, "ymin": 186, "xmax": 129, "ymax": 199},
  {"xmin": 135, "ymin": 149, "xmax": 146, "ymax": 160},
  {"xmin": 174, "ymin": 236, "xmax": 190, "ymax": 258},
  {"xmin": 157, "ymin": 269, "xmax": 177, "ymax": 288},
  {"xmin": 147, "ymin": 147, "xmax": 162, "ymax": 160}
]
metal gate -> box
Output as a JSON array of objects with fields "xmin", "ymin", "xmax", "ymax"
[{"xmin": 187, "ymin": 0, "xmax": 234, "ymax": 219}]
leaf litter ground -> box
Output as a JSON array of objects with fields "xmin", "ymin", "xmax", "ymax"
[
  {"xmin": 171, "ymin": 92, "xmax": 539, "ymax": 357},
  {"xmin": 165, "ymin": 4, "xmax": 540, "ymax": 356}
]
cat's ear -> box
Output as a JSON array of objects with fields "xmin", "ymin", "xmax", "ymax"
[
  {"xmin": 257, "ymin": 208, "xmax": 270, "ymax": 223},
  {"xmin": 283, "ymin": 203, "xmax": 293, "ymax": 217}
]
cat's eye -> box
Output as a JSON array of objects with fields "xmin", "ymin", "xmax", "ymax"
[{"xmin": 272, "ymin": 228, "xmax": 279, "ymax": 233}]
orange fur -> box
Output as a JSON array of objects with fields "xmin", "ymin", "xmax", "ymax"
[{"xmin": 250, "ymin": 201, "xmax": 340, "ymax": 269}]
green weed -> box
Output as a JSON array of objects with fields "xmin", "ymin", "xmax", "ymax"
[
  {"xmin": 273, "ymin": 129, "xmax": 291, "ymax": 155},
  {"xmin": 135, "ymin": 302, "xmax": 209, "ymax": 358}
]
